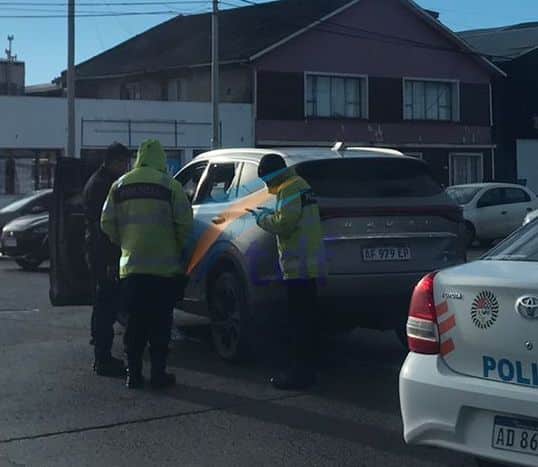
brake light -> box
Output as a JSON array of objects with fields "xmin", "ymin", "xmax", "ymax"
[{"xmin": 407, "ymin": 272, "xmax": 440, "ymax": 354}]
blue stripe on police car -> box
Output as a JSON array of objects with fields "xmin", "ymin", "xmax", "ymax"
[{"xmin": 483, "ymin": 356, "xmax": 538, "ymax": 386}]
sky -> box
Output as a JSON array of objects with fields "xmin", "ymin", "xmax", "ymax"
[{"xmin": 0, "ymin": 0, "xmax": 536, "ymax": 85}]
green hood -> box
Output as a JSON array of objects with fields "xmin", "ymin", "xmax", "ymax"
[{"xmin": 134, "ymin": 139, "xmax": 167, "ymax": 172}]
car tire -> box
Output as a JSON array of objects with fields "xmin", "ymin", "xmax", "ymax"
[
  {"xmin": 15, "ymin": 256, "xmax": 43, "ymax": 271},
  {"xmin": 208, "ymin": 269, "xmax": 252, "ymax": 362},
  {"xmin": 464, "ymin": 222, "xmax": 476, "ymax": 248}
]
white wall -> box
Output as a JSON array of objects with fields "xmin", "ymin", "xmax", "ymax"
[
  {"xmin": 517, "ymin": 139, "xmax": 538, "ymax": 195},
  {"xmin": 0, "ymin": 96, "xmax": 253, "ymax": 158}
]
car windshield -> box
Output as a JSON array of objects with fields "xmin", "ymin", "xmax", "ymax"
[
  {"xmin": 295, "ymin": 158, "xmax": 443, "ymax": 198},
  {"xmin": 446, "ymin": 186, "xmax": 481, "ymax": 205},
  {"xmin": 0, "ymin": 192, "xmax": 43, "ymax": 213},
  {"xmin": 485, "ymin": 219, "xmax": 538, "ymax": 262}
]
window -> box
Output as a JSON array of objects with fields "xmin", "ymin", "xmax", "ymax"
[
  {"xmin": 306, "ymin": 74, "xmax": 366, "ymax": 118},
  {"xmin": 404, "ymin": 79, "xmax": 458, "ymax": 121},
  {"xmin": 485, "ymin": 221, "xmax": 538, "ymax": 262},
  {"xmin": 237, "ymin": 162, "xmax": 265, "ymax": 198},
  {"xmin": 121, "ymin": 82, "xmax": 142, "ymax": 100},
  {"xmin": 175, "ymin": 161, "xmax": 208, "ymax": 203},
  {"xmin": 197, "ymin": 163, "xmax": 241, "ymax": 204},
  {"xmin": 504, "ymin": 188, "xmax": 531, "ymax": 204},
  {"xmin": 294, "ymin": 158, "xmax": 442, "ymax": 198},
  {"xmin": 477, "ymin": 188, "xmax": 503, "ymax": 208},
  {"xmin": 450, "ymin": 154, "xmax": 483, "ymax": 185}
]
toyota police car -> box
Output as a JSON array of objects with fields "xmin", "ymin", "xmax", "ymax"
[{"xmin": 400, "ymin": 216, "xmax": 538, "ymax": 466}]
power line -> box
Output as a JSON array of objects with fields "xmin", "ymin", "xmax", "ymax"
[{"xmin": 0, "ymin": 1, "xmax": 210, "ymax": 5}]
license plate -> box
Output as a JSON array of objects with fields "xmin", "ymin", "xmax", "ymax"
[
  {"xmin": 3, "ymin": 236, "xmax": 16, "ymax": 248},
  {"xmin": 362, "ymin": 246, "xmax": 411, "ymax": 262},
  {"xmin": 492, "ymin": 416, "xmax": 538, "ymax": 456}
]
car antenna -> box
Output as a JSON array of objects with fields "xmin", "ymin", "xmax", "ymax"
[{"xmin": 332, "ymin": 141, "xmax": 345, "ymax": 157}]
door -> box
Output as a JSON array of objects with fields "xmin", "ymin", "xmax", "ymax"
[
  {"xmin": 450, "ymin": 153, "xmax": 483, "ymax": 185},
  {"xmin": 501, "ymin": 187, "xmax": 534, "ymax": 235},
  {"xmin": 49, "ymin": 157, "xmax": 98, "ymax": 306},
  {"xmin": 184, "ymin": 161, "xmax": 245, "ymax": 313},
  {"xmin": 474, "ymin": 188, "xmax": 505, "ymax": 239}
]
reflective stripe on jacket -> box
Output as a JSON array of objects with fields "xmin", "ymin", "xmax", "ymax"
[
  {"xmin": 258, "ymin": 172, "xmax": 326, "ymax": 280},
  {"xmin": 101, "ymin": 139, "xmax": 193, "ymax": 279}
]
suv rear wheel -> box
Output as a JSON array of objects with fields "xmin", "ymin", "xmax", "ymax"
[{"xmin": 208, "ymin": 269, "xmax": 251, "ymax": 362}]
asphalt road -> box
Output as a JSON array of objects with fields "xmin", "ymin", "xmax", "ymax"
[{"xmin": 0, "ymin": 258, "xmax": 481, "ymax": 467}]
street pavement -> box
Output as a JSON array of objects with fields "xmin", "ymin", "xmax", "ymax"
[{"xmin": 0, "ymin": 257, "xmax": 481, "ymax": 467}]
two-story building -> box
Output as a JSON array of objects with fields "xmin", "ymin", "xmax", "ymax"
[
  {"xmin": 65, "ymin": 0, "xmax": 504, "ymax": 186},
  {"xmin": 460, "ymin": 22, "xmax": 538, "ymax": 194}
]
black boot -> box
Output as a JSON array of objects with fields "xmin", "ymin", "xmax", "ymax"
[
  {"xmin": 150, "ymin": 349, "xmax": 175, "ymax": 390},
  {"xmin": 125, "ymin": 360, "xmax": 144, "ymax": 390},
  {"xmin": 93, "ymin": 356, "xmax": 126, "ymax": 378}
]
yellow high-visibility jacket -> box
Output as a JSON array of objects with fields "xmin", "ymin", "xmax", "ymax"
[{"xmin": 101, "ymin": 139, "xmax": 193, "ymax": 279}]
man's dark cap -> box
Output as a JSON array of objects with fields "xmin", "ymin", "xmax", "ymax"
[
  {"xmin": 105, "ymin": 142, "xmax": 130, "ymax": 164},
  {"xmin": 258, "ymin": 153, "xmax": 287, "ymax": 179}
]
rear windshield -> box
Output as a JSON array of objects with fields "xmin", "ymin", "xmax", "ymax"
[
  {"xmin": 0, "ymin": 192, "xmax": 41, "ymax": 213},
  {"xmin": 485, "ymin": 219, "xmax": 538, "ymax": 262},
  {"xmin": 446, "ymin": 186, "xmax": 481, "ymax": 205},
  {"xmin": 294, "ymin": 158, "xmax": 442, "ymax": 198}
]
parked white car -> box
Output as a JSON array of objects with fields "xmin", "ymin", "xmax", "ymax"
[
  {"xmin": 446, "ymin": 183, "xmax": 538, "ymax": 246},
  {"xmin": 400, "ymin": 219, "xmax": 538, "ymax": 467}
]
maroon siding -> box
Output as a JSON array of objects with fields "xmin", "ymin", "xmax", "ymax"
[
  {"xmin": 369, "ymin": 77, "xmax": 403, "ymax": 123},
  {"xmin": 254, "ymin": 0, "xmax": 492, "ymax": 83},
  {"xmin": 461, "ymin": 83, "xmax": 491, "ymax": 126},
  {"xmin": 257, "ymin": 71, "xmax": 304, "ymax": 120}
]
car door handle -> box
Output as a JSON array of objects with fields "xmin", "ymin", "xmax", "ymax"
[
  {"xmin": 501, "ymin": 211, "xmax": 507, "ymax": 215},
  {"xmin": 527, "ymin": 207, "xmax": 533, "ymax": 212},
  {"xmin": 212, "ymin": 216, "xmax": 226, "ymax": 225}
]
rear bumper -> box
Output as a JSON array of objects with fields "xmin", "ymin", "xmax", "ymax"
[
  {"xmin": 320, "ymin": 271, "xmax": 425, "ymax": 297},
  {"xmin": 400, "ymin": 353, "xmax": 538, "ymax": 467},
  {"xmin": 0, "ymin": 231, "xmax": 47, "ymax": 259}
]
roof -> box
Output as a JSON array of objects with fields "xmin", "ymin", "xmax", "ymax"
[
  {"xmin": 191, "ymin": 146, "xmax": 407, "ymax": 166},
  {"xmin": 459, "ymin": 22, "xmax": 538, "ymax": 62},
  {"xmin": 74, "ymin": 0, "xmax": 503, "ymax": 80},
  {"xmin": 75, "ymin": 0, "xmax": 353, "ymax": 79}
]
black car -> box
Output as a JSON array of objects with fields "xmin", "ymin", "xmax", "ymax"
[
  {"xmin": 0, "ymin": 189, "xmax": 52, "ymax": 233},
  {"xmin": 1, "ymin": 213, "xmax": 49, "ymax": 270}
]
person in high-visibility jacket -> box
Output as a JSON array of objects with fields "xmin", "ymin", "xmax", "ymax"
[
  {"xmin": 101, "ymin": 139, "xmax": 193, "ymax": 390},
  {"xmin": 255, "ymin": 153, "xmax": 326, "ymax": 390}
]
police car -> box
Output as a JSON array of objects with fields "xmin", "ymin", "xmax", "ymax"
[{"xmin": 400, "ymin": 217, "xmax": 538, "ymax": 466}]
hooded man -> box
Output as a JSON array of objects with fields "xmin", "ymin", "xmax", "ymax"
[
  {"xmin": 255, "ymin": 153, "xmax": 326, "ymax": 390},
  {"xmin": 101, "ymin": 139, "xmax": 193, "ymax": 389}
]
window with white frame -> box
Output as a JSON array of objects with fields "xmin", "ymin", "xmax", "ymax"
[
  {"xmin": 306, "ymin": 74, "xmax": 366, "ymax": 118},
  {"xmin": 404, "ymin": 79, "xmax": 459, "ymax": 121}
]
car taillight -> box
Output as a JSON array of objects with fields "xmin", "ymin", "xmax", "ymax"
[{"xmin": 407, "ymin": 272, "xmax": 440, "ymax": 354}]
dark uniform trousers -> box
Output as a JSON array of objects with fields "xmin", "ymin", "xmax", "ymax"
[
  {"xmin": 91, "ymin": 279, "xmax": 121, "ymax": 361},
  {"xmin": 286, "ymin": 279, "xmax": 320, "ymax": 371},
  {"xmin": 121, "ymin": 275, "xmax": 177, "ymax": 375}
]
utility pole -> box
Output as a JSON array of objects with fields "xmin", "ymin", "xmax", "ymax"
[
  {"xmin": 211, "ymin": 0, "xmax": 220, "ymax": 149},
  {"xmin": 67, "ymin": 0, "xmax": 76, "ymax": 157}
]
